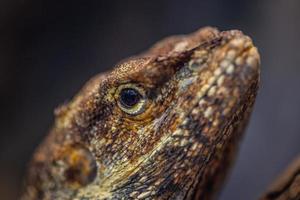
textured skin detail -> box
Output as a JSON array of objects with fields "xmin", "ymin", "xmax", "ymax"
[{"xmin": 21, "ymin": 27, "xmax": 261, "ymax": 200}]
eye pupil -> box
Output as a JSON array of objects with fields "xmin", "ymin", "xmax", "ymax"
[{"xmin": 120, "ymin": 88, "xmax": 142, "ymax": 108}]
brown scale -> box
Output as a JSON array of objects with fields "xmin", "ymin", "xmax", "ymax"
[{"xmin": 21, "ymin": 27, "xmax": 299, "ymax": 200}]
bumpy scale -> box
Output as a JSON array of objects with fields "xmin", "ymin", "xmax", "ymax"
[{"xmin": 22, "ymin": 27, "xmax": 294, "ymax": 200}]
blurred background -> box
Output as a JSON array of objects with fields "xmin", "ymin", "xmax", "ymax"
[{"xmin": 0, "ymin": 0, "xmax": 299, "ymax": 199}]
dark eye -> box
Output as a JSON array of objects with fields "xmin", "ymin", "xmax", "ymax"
[
  {"xmin": 120, "ymin": 88, "xmax": 142, "ymax": 108},
  {"xmin": 116, "ymin": 84, "xmax": 147, "ymax": 115}
]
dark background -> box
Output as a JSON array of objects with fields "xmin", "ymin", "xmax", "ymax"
[{"xmin": 0, "ymin": 0, "xmax": 299, "ymax": 199}]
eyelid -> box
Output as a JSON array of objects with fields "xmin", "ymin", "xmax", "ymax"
[
  {"xmin": 115, "ymin": 83, "xmax": 147, "ymax": 115},
  {"xmin": 116, "ymin": 84, "xmax": 146, "ymax": 97}
]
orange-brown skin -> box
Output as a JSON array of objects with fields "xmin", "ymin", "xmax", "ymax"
[{"xmin": 21, "ymin": 27, "xmax": 261, "ymax": 200}]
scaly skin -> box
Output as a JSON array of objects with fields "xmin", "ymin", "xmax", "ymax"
[{"xmin": 21, "ymin": 27, "xmax": 261, "ymax": 200}]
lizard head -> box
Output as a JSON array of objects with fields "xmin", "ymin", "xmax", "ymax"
[{"xmin": 22, "ymin": 27, "xmax": 260, "ymax": 199}]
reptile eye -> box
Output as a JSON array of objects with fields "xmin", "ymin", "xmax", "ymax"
[
  {"xmin": 120, "ymin": 88, "xmax": 142, "ymax": 108},
  {"xmin": 116, "ymin": 84, "xmax": 147, "ymax": 115}
]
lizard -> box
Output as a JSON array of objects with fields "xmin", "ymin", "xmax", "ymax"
[{"xmin": 21, "ymin": 26, "xmax": 292, "ymax": 200}]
